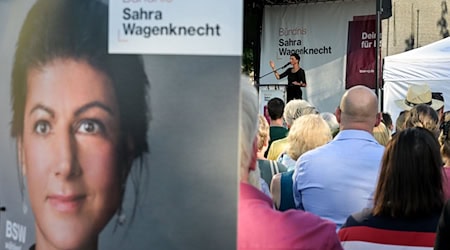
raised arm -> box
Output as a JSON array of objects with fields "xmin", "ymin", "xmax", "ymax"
[{"xmin": 269, "ymin": 60, "xmax": 281, "ymax": 80}]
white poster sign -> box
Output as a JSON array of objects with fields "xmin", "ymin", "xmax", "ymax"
[
  {"xmin": 259, "ymin": 86, "xmax": 286, "ymax": 115},
  {"xmin": 109, "ymin": 0, "xmax": 242, "ymax": 55},
  {"xmin": 260, "ymin": 1, "xmax": 374, "ymax": 113}
]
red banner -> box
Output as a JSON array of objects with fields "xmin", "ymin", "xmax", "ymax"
[{"xmin": 345, "ymin": 16, "xmax": 379, "ymax": 89}]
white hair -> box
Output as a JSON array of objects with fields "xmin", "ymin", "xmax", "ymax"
[
  {"xmin": 239, "ymin": 75, "xmax": 259, "ymax": 182},
  {"xmin": 283, "ymin": 99, "xmax": 315, "ymax": 126}
]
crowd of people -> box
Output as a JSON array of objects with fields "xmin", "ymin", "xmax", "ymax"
[{"xmin": 238, "ymin": 78, "xmax": 450, "ymax": 249}]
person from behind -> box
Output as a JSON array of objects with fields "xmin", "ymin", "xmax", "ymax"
[
  {"xmin": 266, "ymin": 99, "xmax": 317, "ymax": 160},
  {"xmin": 339, "ymin": 127, "xmax": 444, "ymax": 249},
  {"xmin": 395, "ymin": 110, "xmax": 408, "ymax": 135},
  {"xmin": 373, "ymin": 122, "xmax": 391, "ymax": 146},
  {"xmin": 256, "ymin": 115, "xmax": 287, "ymax": 189},
  {"xmin": 381, "ymin": 112, "xmax": 394, "ymax": 133},
  {"xmin": 278, "ymin": 114, "xmax": 332, "ymax": 171},
  {"xmin": 395, "ymin": 84, "xmax": 444, "ymax": 112},
  {"xmin": 271, "ymin": 114, "xmax": 332, "ymax": 211},
  {"xmin": 293, "ymin": 85, "xmax": 384, "ymax": 229},
  {"xmin": 321, "ymin": 112, "xmax": 340, "ymax": 137},
  {"xmin": 265, "ymin": 97, "xmax": 288, "ymax": 157},
  {"xmin": 237, "ymin": 76, "xmax": 342, "ymax": 250},
  {"xmin": 432, "ymin": 92, "xmax": 445, "ymax": 124},
  {"xmin": 404, "ymin": 104, "xmax": 440, "ymax": 139}
]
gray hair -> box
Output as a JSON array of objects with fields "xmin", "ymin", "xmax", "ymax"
[
  {"xmin": 283, "ymin": 100, "xmax": 316, "ymax": 126},
  {"xmin": 239, "ymin": 75, "xmax": 259, "ymax": 180},
  {"xmin": 320, "ymin": 112, "xmax": 339, "ymax": 135}
]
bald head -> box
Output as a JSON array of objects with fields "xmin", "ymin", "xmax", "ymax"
[{"xmin": 337, "ymin": 86, "xmax": 380, "ymax": 132}]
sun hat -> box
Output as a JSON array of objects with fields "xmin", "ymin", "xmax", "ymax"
[{"xmin": 395, "ymin": 84, "xmax": 444, "ymax": 111}]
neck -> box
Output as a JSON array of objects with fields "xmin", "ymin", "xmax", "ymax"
[
  {"xmin": 257, "ymin": 151, "xmax": 266, "ymax": 160},
  {"xmin": 270, "ymin": 119, "xmax": 284, "ymax": 126},
  {"xmin": 444, "ymin": 158, "xmax": 450, "ymax": 167}
]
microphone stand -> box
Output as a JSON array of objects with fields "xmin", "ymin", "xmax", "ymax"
[{"xmin": 259, "ymin": 64, "xmax": 288, "ymax": 80}]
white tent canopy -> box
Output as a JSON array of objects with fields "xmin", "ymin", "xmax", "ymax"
[{"xmin": 383, "ymin": 37, "xmax": 450, "ymax": 128}]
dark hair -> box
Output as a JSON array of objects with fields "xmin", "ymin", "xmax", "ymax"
[
  {"xmin": 432, "ymin": 92, "xmax": 444, "ymax": 102},
  {"xmin": 381, "ymin": 112, "xmax": 393, "ymax": 129},
  {"xmin": 395, "ymin": 110, "xmax": 408, "ymax": 133},
  {"xmin": 11, "ymin": 0, "xmax": 149, "ymax": 157},
  {"xmin": 10, "ymin": 0, "xmax": 149, "ymax": 223},
  {"xmin": 373, "ymin": 127, "xmax": 444, "ymax": 218},
  {"xmin": 267, "ymin": 97, "xmax": 285, "ymax": 120},
  {"xmin": 290, "ymin": 53, "xmax": 300, "ymax": 61}
]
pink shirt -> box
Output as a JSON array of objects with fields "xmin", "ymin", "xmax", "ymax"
[{"xmin": 238, "ymin": 182, "xmax": 343, "ymax": 250}]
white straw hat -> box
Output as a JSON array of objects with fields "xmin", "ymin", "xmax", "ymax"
[{"xmin": 395, "ymin": 84, "xmax": 444, "ymax": 111}]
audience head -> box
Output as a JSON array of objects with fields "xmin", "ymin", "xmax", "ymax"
[
  {"xmin": 373, "ymin": 122, "xmax": 391, "ymax": 146},
  {"xmin": 336, "ymin": 85, "xmax": 380, "ymax": 132},
  {"xmin": 395, "ymin": 110, "xmax": 408, "ymax": 133},
  {"xmin": 404, "ymin": 104, "xmax": 439, "ymax": 138},
  {"xmin": 283, "ymin": 99, "xmax": 316, "ymax": 128},
  {"xmin": 286, "ymin": 114, "xmax": 332, "ymax": 161},
  {"xmin": 266, "ymin": 97, "xmax": 285, "ymax": 121},
  {"xmin": 257, "ymin": 115, "xmax": 270, "ymax": 155},
  {"xmin": 439, "ymin": 111, "xmax": 450, "ymax": 165},
  {"xmin": 395, "ymin": 84, "xmax": 444, "ymax": 111},
  {"xmin": 381, "ymin": 112, "xmax": 393, "ymax": 132},
  {"xmin": 432, "ymin": 92, "xmax": 445, "ymax": 123},
  {"xmin": 373, "ymin": 127, "xmax": 444, "ymax": 218},
  {"xmin": 239, "ymin": 76, "xmax": 259, "ymax": 183},
  {"xmin": 320, "ymin": 112, "xmax": 339, "ymax": 137}
]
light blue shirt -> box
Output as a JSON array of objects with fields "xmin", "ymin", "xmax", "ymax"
[{"xmin": 293, "ymin": 130, "xmax": 384, "ymax": 230}]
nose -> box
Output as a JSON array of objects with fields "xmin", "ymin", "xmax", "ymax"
[{"xmin": 54, "ymin": 131, "xmax": 80, "ymax": 178}]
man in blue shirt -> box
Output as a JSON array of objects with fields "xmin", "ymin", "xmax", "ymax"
[{"xmin": 293, "ymin": 85, "xmax": 384, "ymax": 230}]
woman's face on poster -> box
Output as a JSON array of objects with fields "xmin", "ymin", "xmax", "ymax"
[{"xmin": 18, "ymin": 58, "xmax": 123, "ymax": 249}]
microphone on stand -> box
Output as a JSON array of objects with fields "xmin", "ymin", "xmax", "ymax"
[{"xmin": 282, "ymin": 62, "xmax": 291, "ymax": 68}]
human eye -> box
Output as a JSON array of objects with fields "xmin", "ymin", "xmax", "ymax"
[
  {"xmin": 76, "ymin": 119, "xmax": 105, "ymax": 135},
  {"xmin": 34, "ymin": 120, "xmax": 51, "ymax": 135}
]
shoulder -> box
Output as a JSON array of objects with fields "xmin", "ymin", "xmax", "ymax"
[{"xmin": 341, "ymin": 208, "xmax": 373, "ymax": 228}]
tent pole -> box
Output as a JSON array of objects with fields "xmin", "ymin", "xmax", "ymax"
[{"xmin": 376, "ymin": 0, "xmax": 382, "ymax": 109}]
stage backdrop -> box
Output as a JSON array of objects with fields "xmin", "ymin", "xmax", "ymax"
[{"xmin": 260, "ymin": 0, "xmax": 375, "ymax": 113}]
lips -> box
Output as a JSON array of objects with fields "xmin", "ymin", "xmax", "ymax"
[{"xmin": 47, "ymin": 194, "xmax": 86, "ymax": 212}]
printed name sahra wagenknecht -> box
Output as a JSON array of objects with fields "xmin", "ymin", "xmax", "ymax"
[{"xmin": 122, "ymin": 7, "xmax": 221, "ymax": 38}]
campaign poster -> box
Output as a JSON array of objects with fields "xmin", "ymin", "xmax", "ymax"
[
  {"xmin": 0, "ymin": 0, "xmax": 242, "ymax": 249},
  {"xmin": 345, "ymin": 16, "xmax": 377, "ymax": 89}
]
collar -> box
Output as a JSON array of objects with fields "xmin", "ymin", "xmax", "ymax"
[
  {"xmin": 239, "ymin": 182, "xmax": 273, "ymax": 206},
  {"xmin": 334, "ymin": 129, "xmax": 378, "ymax": 143}
]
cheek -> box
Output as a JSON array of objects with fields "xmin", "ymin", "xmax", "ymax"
[
  {"xmin": 22, "ymin": 136, "xmax": 53, "ymax": 181},
  {"xmin": 78, "ymin": 139, "xmax": 121, "ymax": 192}
]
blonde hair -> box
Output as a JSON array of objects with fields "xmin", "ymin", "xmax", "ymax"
[
  {"xmin": 257, "ymin": 115, "xmax": 270, "ymax": 151},
  {"xmin": 286, "ymin": 114, "xmax": 332, "ymax": 161},
  {"xmin": 404, "ymin": 104, "xmax": 439, "ymax": 138},
  {"xmin": 373, "ymin": 122, "xmax": 391, "ymax": 146}
]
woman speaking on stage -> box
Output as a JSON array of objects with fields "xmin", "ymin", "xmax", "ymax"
[{"xmin": 269, "ymin": 53, "xmax": 307, "ymax": 102}]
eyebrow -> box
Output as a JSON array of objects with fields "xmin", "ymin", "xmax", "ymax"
[
  {"xmin": 74, "ymin": 101, "xmax": 115, "ymax": 117},
  {"xmin": 29, "ymin": 104, "xmax": 55, "ymax": 117},
  {"xmin": 29, "ymin": 101, "xmax": 114, "ymax": 117}
]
